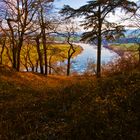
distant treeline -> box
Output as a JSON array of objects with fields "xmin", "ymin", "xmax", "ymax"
[
  {"xmin": 114, "ymin": 37, "xmax": 140, "ymax": 44},
  {"xmin": 102, "ymin": 37, "xmax": 140, "ymax": 46}
]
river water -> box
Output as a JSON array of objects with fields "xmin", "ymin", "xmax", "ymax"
[
  {"xmin": 70, "ymin": 43, "xmax": 118, "ymax": 73},
  {"xmin": 25, "ymin": 43, "xmax": 118, "ymax": 74}
]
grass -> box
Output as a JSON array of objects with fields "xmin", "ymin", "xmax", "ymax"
[
  {"xmin": 110, "ymin": 43, "xmax": 139, "ymax": 51},
  {"xmin": 0, "ymin": 65, "xmax": 140, "ymax": 139},
  {"xmin": 108, "ymin": 43, "xmax": 140, "ymax": 59},
  {"xmin": 46, "ymin": 43, "xmax": 83, "ymax": 62}
]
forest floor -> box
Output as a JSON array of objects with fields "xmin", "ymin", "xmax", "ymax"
[{"xmin": 0, "ymin": 64, "xmax": 140, "ymax": 139}]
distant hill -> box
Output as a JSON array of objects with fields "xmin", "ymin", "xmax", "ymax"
[
  {"xmin": 53, "ymin": 29, "xmax": 140, "ymax": 44},
  {"xmin": 115, "ymin": 37, "xmax": 140, "ymax": 44},
  {"xmin": 104, "ymin": 29, "xmax": 140, "ymax": 45},
  {"xmin": 125, "ymin": 29, "xmax": 140, "ymax": 38}
]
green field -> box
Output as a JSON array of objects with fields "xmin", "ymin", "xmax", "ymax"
[{"xmin": 110, "ymin": 43, "xmax": 139, "ymax": 51}]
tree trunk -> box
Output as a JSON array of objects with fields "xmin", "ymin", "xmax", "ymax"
[
  {"xmin": 96, "ymin": 6, "xmax": 102, "ymax": 78},
  {"xmin": 67, "ymin": 56, "xmax": 71, "ymax": 76},
  {"xmin": 49, "ymin": 55, "xmax": 53, "ymax": 75},
  {"xmin": 66, "ymin": 43, "xmax": 75, "ymax": 76},
  {"xmin": 17, "ymin": 46, "xmax": 22, "ymax": 71},
  {"xmin": 42, "ymin": 28, "xmax": 48, "ymax": 75},
  {"xmin": 0, "ymin": 39, "xmax": 6, "ymax": 64},
  {"xmin": 138, "ymin": 46, "xmax": 140, "ymax": 70},
  {"xmin": 35, "ymin": 59, "xmax": 39, "ymax": 72},
  {"xmin": 17, "ymin": 37, "xmax": 24, "ymax": 71},
  {"xmin": 43, "ymin": 43, "xmax": 48, "ymax": 75},
  {"xmin": 97, "ymin": 31, "xmax": 102, "ymax": 78},
  {"xmin": 12, "ymin": 46, "xmax": 17, "ymax": 70},
  {"xmin": 36, "ymin": 36, "xmax": 44, "ymax": 74},
  {"xmin": 40, "ymin": 5, "xmax": 48, "ymax": 76}
]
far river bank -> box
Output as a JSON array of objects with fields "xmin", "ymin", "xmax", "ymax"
[{"xmin": 103, "ymin": 45, "xmax": 124, "ymax": 56}]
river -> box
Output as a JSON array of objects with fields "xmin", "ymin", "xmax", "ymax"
[
  {"xmin": 70, "ymin": 43, "xmax": 118, "ymax": 73},
  {"xmin": 25, "ymin": 43, "xmax": 118, "ymax": 74}
]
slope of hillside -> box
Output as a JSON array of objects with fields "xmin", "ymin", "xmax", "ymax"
[{"xmin": 0, "ymin": 65, "xmax": 140, "ymax": 140}]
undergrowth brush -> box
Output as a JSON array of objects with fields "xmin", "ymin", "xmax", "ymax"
[{"xmin": 0, "ymin": 65, "xmax": 140, "ymax": 139}]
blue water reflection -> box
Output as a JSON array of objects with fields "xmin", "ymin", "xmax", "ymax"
[{"xmin": 71, "ymin": 43, "xmax": 118, "ymax": 73}]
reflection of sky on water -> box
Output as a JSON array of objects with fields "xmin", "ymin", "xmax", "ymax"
[{"xmin": 71, "ymin": 43, "xmax": 118, "ymax": 73}]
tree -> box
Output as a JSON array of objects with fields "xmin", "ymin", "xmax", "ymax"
[
  {"xmin": 60, "ymin": 0, "xmax": 137, "ymax": 77},
  {"xmin": 48, "ymin": 45, "xmax": 61, "ymax": 75},
  {"xmin": 57, "ymin": 19, "xmax": 79, "ymax": 76},
  {"xmin": 0, "ymin": 0, "xmax": 54, "ymax": 72},
  {"xmin": 20, "ymin": 37, "xmax": 38, "ymax": 72},
  {"xmin": 0, "ymin": 0, "xmax": 39, "ymax": 71},
  {"xmin": 0, "ymin": 22, "xmax": 12, "ymax": 66},
  {"xmin": 35, "ymin": 34, "xmax": 44, "ymax": 74},
  {"xmin": 36, "ymin": 0, "xmax": 54, "ymax": 75}
]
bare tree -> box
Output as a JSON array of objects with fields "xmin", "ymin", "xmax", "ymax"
[
  {"xmin": 0, "ymin": 0, "xmax": 39, "ymax": 70},
  {"xmin": 0, "ymin": 0, "xmax": 54, "ymax": 71},
  {"xmin": 36, "ymin": 0, "xmax": 54, "ymax": 75},
  {"xmin": 35, "ymin": 34, "xmax": 44, "ymax": 74},
  {"xmin": 57, "ymin": 19, "xmax": 79, "ymax": 76}
]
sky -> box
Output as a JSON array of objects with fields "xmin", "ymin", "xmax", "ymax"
[
  {"xmin": 54, "ymin": 0, "xmax": 87, "ymax": 9},
  {"xmin": 54, "ymin": 0, "xmax": 138, "ymax": 9},
  {"xmin": 54, "ymin": 0, "xmax": 139, "ymax": 29}
]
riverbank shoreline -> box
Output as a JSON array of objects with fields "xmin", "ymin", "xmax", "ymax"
[{"xmin": 103, "ymin": 45, "xmax": 124, "ymax": 56}]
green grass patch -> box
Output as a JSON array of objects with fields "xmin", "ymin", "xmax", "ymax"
[{"xmin": 110, "ymin": 43, "xmax": 139, "ymax": 51}]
